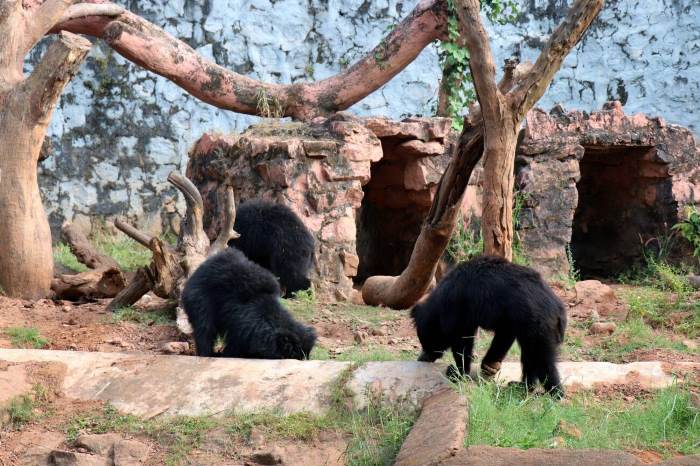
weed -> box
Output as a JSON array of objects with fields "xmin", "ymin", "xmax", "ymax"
[
  {"xmin": 673, "ymin": 206, "xmax": 700, "ymax": 259},
  {"xmin": 4, "ymin": 395, "xmax": 36, "ymax": 428},
  {"xmin": 91, "ymin": 232, "xmax": 152, "ymax": 272},
  {"xmin": 447, "ymin": 220, "xmax": 483, "ymax": 264},
  {"xmin": 290, "ymin": 287, "xmax": 315, "ymax": 303},
  {"xmin": 53, "ymin": 243, "xmax": 89, "ymax": 273},
  {"xmin": 112, "ymin": 306, "xmax": 175, "ymax": 326},
  {"xmin": 255, "ymin": 88, "xmax": 285, "ymax": 119},
  {"xmin": 5, "ymin": 327, "xmax": 49, "ymax": 349},
  {"xmin": 345, "ymin": 400, "xmax": 417, "ymax": 466},
  {"xmin": 565, "ymin": 243, "xmax": 580, "ymax": 285}
]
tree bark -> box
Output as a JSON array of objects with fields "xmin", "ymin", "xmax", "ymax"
[
  {"xmin": 60, "ymin": 221, "xmax": 120, "ymax": 270},
  {"xmin": 0, "ymin": 27, "xmax": 90, "ymax": 299},
  {"xmin": 52, "ymin": 0, "xmax": 448, "ymax": 120},
  {"xmin": 51, "ymin": 267, "xmax": 125, "ymax": 300}
]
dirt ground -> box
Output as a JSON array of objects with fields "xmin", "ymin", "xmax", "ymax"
[
  {"xmin": 0, "ymin": 281, "xmax": 698, "ymax": 465},
  {"xmin": 0, "ymin": 283, "xmax": 697, "ymax": 364}
]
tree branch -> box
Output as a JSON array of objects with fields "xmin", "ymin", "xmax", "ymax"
[
  {"xmin": 59, "ymin": 2, "xmax": 122, "ymax": 22},
  {"xmin": 208, "ymin": 187, "xmax": 239, "ymax": 257},
  {"xmin": 51, "ymin": 0, "xmax": 448, "ymax": 120},
  {"xmin": 167, "ymin": 171, "xmax": 209, "ymax": 276},
  {"xmin": 23, "ymin": 31, "xmax": 91, "ymax": 125},
  {"xmin": 26, "ymin": 0, "xmax": 75, "ymax": 50},
  {"xmin": 114, "ymin": 217, "xmax": 153, "ymax": 248},
  {"xmin": 453, "ymin": 0, "xmax": 502, "ymax": 125},
  {"xmin": 508, "ymin": 0, "xmax": 604, "ymax": 120}
]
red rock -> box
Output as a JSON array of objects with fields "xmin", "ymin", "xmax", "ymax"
[{"xmin": 394, "ymin": 388, "xmax": 467, "ymax": 466}]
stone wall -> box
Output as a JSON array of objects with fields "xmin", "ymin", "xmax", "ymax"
[{"xmin": 34, "ymin": 0, "xmax": 700, "ymax": 236}]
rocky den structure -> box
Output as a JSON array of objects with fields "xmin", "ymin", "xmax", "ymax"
[
  {"xmin": 516, "ymin": 102, "xmax": 700, "ymax": 279},
  {"xmin": 189, "ymin": 102, "xmax": 700, "ymax": 296},
  {"xmin": 187, "ymin": 114, "xmax": 461, "ymax": 300}
]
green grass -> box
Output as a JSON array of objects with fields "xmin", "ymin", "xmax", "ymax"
[
  {"xmin": 53, "ymin": 243, "xmax": 89, "ymax": 273},
  {"xmin": 467, "ymin": 382, "xmax": 700, "ymax": 456},
  {"xmin": 621, "ymin": 286, "xmax": 700, "ymax": 338},
  {"xmin": 566, "ymin": 318, "xmax": 695, "ymax": 363},
  {"xmin": 53, "ymin": 232, "xmax": 154, "ymax": 274},
  {"xmin": 111, "ymin": 305, "xmax": 175, "ymax": 326},
  {"xmin": 4, "ymin": 327, "xmax": 49, "ymax": 349},
  {"xmin": 4, "ymin": 395, "xmax": 37, "ymax": 428}
]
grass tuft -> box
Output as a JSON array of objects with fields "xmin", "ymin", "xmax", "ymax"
[
  {"xmin": 4, "ymin": 327, "xmax": 49, "ymax": 349},
  {"xmin": 112, "ymin": 306, "xmax": 175, "ymax": 326}
]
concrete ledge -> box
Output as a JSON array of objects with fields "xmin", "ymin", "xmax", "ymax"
[{"xmin": 1, "ymin": 350, "xmax": 696, "ymax": 418}]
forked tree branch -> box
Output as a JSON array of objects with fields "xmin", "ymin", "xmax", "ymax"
[
  {"xmin": 208, "ymin": 187, "xmax": 239, "ymax": 257},
  {"xmin": 509, "ymin": 0, "xmax": 604, "ymax": 119},
  {"xmin": 23, "ymin": 31, "xmax": 91, "ymax": 126},
  {"xmin": 114, "ymin": 217, "xmax": 153, "ymax": 248},
  {"xmin": 51, "ymin": 0, "xmax": 448, "ymax": 120},
  {"xmin": 453, "ymin": 0, "xmax": 502, "ymax": 125},
  {"xmin": 26, "ymin": 0, "xmax": 75, "ymax": 51}
]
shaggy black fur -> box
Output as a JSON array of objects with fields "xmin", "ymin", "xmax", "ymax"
[
  {"xmin": 411, "ymin": 255, "xmax": 567, "ymax": 396},
  {"xmin": 181, "ymin": 247, "xmax": 317, "ymax": 359},
  {"xmin": 229, "ymin": 200, "xmax": 315, "ymax": 298}
]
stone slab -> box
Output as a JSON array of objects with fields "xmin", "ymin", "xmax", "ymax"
[
  {"xmin": 1, "ymin": 350, "xmax": 696, "ymax": 418},
  {"xmin": 0, "ymin": 349, "xmax": 351, "ymax": 417},
  {"xmin": 394, "ymin": 388, "xmax": 468, "ymax": 466}
]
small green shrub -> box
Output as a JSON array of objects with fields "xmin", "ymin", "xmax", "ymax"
[
  {"xmin": 673, "ymin": 206, "xmax": 700, "ymax": 258},
  {"xmin": 5, "ymin": 327, "xmax": 49, "ymax": 349}
]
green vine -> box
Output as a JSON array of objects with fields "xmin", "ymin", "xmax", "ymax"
[{"xmin": 438, "ymin": 0, "xmax": 519, "ymax": 131}]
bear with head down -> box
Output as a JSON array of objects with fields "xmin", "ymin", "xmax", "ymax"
[
  {"xmin": 182, "ymin": 247, "xmax": 316, "ymax": 359},
  {"xmin": 412, "ymin": 255, "xmax": 567, "ymax": 397}
]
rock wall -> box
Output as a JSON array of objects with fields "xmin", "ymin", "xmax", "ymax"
[
  {"xmin": 34, "ymin": 0, "xmax": 700, "ymax": 235},
  {"xmin": 187, "ymin": 115, "xmax": 455, "ymax": 300},
  {"xmin": 516, "ymin": 102, "xmax": 700, "ymax": 278}
]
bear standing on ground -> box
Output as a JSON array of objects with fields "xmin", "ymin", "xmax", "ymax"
[
  {"xmin": 182, "ymin": 247, "xmax": 317, "ymax": 359},
  {"xmin": 411, "ymin": 255, "xmax": 567, "ymax": 396},
  {"xmin": 229, "ymin": 200, "xmax": 315, "ymax": 298}
]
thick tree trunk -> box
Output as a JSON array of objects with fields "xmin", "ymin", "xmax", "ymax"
[
  {"xmin": 479, "ymin": 107, "xmax": 519, "ymax": 260},
  {"xmin": 0, "ymin": 29, "xmax": 91, "ymax": 298}
]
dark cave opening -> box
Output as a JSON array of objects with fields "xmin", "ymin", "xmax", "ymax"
[{"xmin": 570, "ymin": 145, "xmax": 675, "ymax": 278}]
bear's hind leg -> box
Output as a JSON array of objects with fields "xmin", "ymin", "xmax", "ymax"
[
  {"xmin": 537, "ymin": 342, "xmax": 564, "ymax": 398},
  {"xmin": 481, "ymin": 330, "xmax": 515, "ymax": 377}
]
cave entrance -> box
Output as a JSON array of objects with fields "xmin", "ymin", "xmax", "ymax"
[
  {"xmin": 570, "ymin": 145, "xmax": 675, "ymax": 278},
  {"xmin": 354, "ymin": 156, "xmax": 433, "ymax": 284}
]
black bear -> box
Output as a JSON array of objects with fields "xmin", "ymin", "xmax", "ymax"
[
  {"xmin": 181, "ymin": 247, "xmax": 317, "ymax": 359},
  {"xmin": 411, "ymin": 255, "xmax": 567, "ymax": 396},
  {"xmin": 229, "ymin": 200, "xmax": 315, "ymax": 298}
]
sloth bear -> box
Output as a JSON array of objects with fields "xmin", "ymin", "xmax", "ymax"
[
  {"xmin": 411, "ymin": 255, "xmax": 567, "ymax": 396},
  {"xmin": 229, "ymin": 200, "xmax": 315, "ymax": 298},
  {"xmin": 181, "ymin": 247, "xmax": 317, "ymax": 359}
]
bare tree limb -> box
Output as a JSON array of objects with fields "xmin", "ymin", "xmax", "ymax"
[
  {"xmin": 114, "ymin": 217, "xmax": 153, "ymax": 248},
  {"xmin": 51, "ymin": 0, "xmax": 448, "ymax": 120},
  {"xmin": 167, "ymin": 171, "xmax": 209, "ymax": 275},
  {"xmin": 59, "ymin": 2, "xmax": 122, "ymax": 22},
  {"xmin": 106, "ymin": 267, "xmax": 151, "ymax": 312},
  {"xmin": 453, "ymin": 0, "xmax": 502, "ymax": 125},
  {"xmin": 26, "ymin": 0, "xmax": 75, "ymax": 50},
  {"xmin": 208, "ymin": 187, "xmax": 239, "ymax": 257},
  {"xmin": 23, "ymin": 31, "xmax": 91, "ymax": 125},
  {"xmin": 61, "ymin": 221, "xmax": 120, "ymax": 269},
  {"xmin": 509, "ymin": 0, "xmax": 604, "ymax": 119}
]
